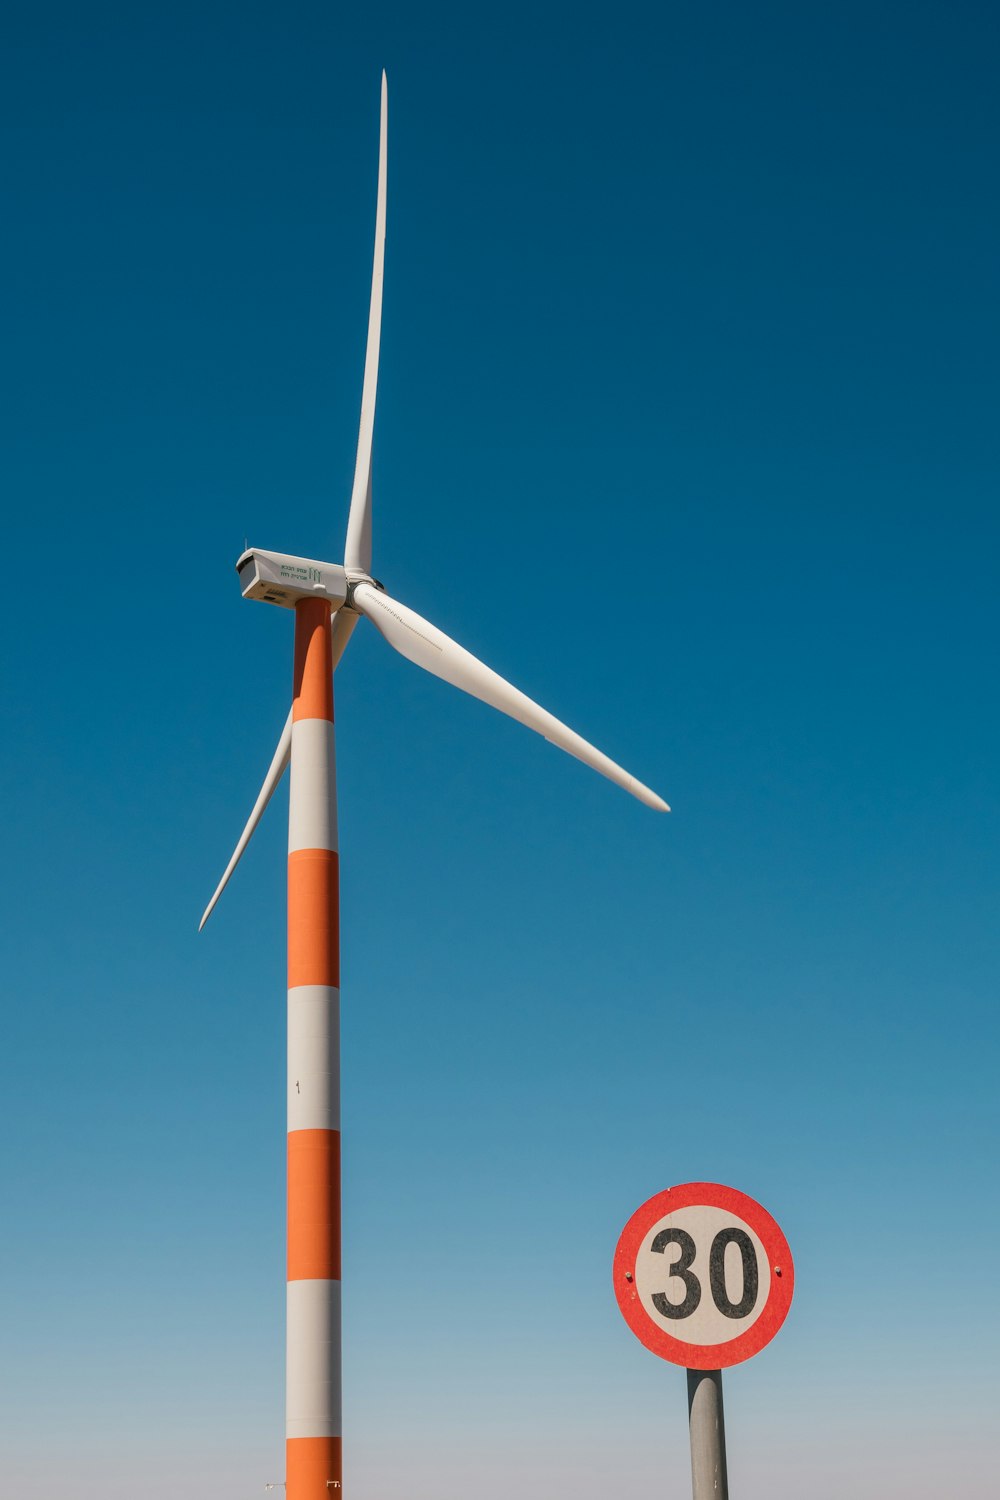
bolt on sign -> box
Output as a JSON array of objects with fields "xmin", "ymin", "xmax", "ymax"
[{"xmin": 614, "ymin": 1182, "xmax": 794, "ymax": 1370}]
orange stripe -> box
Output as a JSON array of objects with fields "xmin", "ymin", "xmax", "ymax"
[
  {"xmin": 288, "ymin": 849, "xmax": 340, "ymax": 988},
  {"xmin": 287, "ymin": 1128, "xmax": 341, "ymax": 1281},
  {"xmin": 293, "ymin": 598, "xmax": 334, "ymax": 723},
  {"xmin": 287, "ymin": 1436, "xmax": 342, "ymax": 1499}
]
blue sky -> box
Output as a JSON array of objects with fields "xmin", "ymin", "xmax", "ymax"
[{"xmin": 2, "ymin": 3, "xmax": 998, "ymax": 1496}]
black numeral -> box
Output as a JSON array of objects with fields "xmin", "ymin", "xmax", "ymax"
[
  {"xmin": 650, "ymin": 1227, "xmax": 701, "ymax": 1319},
  {"xmin": 649, "ymin": 1224, "xmax": 759, "ymax": 1321},
  {"xmin": 708, "ymin": 1227, "xmax": 758, "ymax": 1318}
]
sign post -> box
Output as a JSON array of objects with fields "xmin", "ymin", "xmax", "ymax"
[
  {"xmin": 686, "ymin": 1367, "xmax": 728, "ymax": 1500},
  {"xmin": 614, "ymin": 1183, "xmax": 794, "ymax": 1498}
]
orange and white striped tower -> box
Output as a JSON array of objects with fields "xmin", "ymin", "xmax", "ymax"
[{"xmin": 286, "ymin": 596, "xmax": 341, "ymax": 1499}]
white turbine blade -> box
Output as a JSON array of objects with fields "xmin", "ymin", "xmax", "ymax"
[
  {"xmin": 199, "ymin": 709, "xmax": 293, "ymax": 931},
  {"xmin": 330, "ymin": 602, "xmax": 359, "ymax": 669},
  {"xmin": 353, "ymin": 584, "xmax": 669, "ymax": 811},
  {"xmin": 199, "ymin": 611, "xmax": 356, "ymax": 931},
  {"xmin": 344, "ymin": 72, "xmax": 387, "ymax": 575}
]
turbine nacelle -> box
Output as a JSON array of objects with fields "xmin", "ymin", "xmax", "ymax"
[{"xmin": 236, "ymin": 548, "xmax": 348, "ymax": 611}]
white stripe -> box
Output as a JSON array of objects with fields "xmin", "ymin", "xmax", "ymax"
[
  {"xmin": 287, "ymin": 1279, "xmax": 342, "ymax": 1439},
  {"xmin": 288, "ymin": 718, "xmax": 337, "ymax": 854},
  {"xmin": 288, "ymin": 986, "xmax": 341, "ymax": 1132}
]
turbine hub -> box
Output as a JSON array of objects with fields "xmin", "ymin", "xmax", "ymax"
[{"xmin": 345, "ymin": 575, "xmax": 385, "ymax": 608}]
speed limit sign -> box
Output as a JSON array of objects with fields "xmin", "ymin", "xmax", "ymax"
[{"xmin": 614, "ymin": 1182, "xmax": 794, "ymax": 1370}]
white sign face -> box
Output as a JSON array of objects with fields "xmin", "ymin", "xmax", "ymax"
[
  {"xmin": 633, "ymin": 1203, "xmax": 770, "ymax": 1346},
  {"xmin": 614, "ymin": 1183, "xmax": 794, "ymax": 1370}
]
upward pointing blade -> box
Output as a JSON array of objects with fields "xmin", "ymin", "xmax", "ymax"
[
  {"xmin": 352, "ymin": 583, "xmax": 669, "ymax": 811},
  {"xmin": 199, "ymin": 710, "xmax": 292, "ymax": 930},
  {"xmin": 344, "ymin": 72, "xmax": 387, "ymax": 575}
]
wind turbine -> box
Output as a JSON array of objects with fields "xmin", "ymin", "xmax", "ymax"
[{"xmin": 200, "ymin": 71, "xmax": 668, "ymax": 1500}]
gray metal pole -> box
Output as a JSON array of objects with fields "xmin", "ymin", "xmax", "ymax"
[{"xmin": 686, "ymin": 1368, "xmax": 729, "ymax": 1500}]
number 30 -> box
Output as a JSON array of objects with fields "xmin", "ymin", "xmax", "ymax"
[{"xmin": 651, "ymin": 1225, "xmax": 759, "ymax": 1320}]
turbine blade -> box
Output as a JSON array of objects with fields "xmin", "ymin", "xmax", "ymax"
[
  {"xmin": 344, "ymin": 71, "xmax": 387, "ymax": 575},
  {"xmin": 199, "ymin": 709, "xmax": 293, "ymax": 931},
  {"xmin": 199, "ymin": 610, "xmax": 355, "ymax": 931},
  {"xmin": 352, "ymin": 584, "xmax": 669, "ymax": 811},
  {"xmin": 330, "ymin": 602, "xmax": 359, "ymax": 669}
]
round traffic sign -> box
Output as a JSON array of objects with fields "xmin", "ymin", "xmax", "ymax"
[{"xmin": 613, "ymin": 1183, "xmax": 794, "ymax": 1370}]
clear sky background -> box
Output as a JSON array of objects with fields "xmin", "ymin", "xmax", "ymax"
[{"xmin": 2, "ymin": 3, "xmax": 998, "ymax": 1497}]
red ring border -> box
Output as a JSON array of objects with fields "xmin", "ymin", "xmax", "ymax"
[{"xmin": 613, "ymin": 1182, "xmax": 794, "ymax": 1370}]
